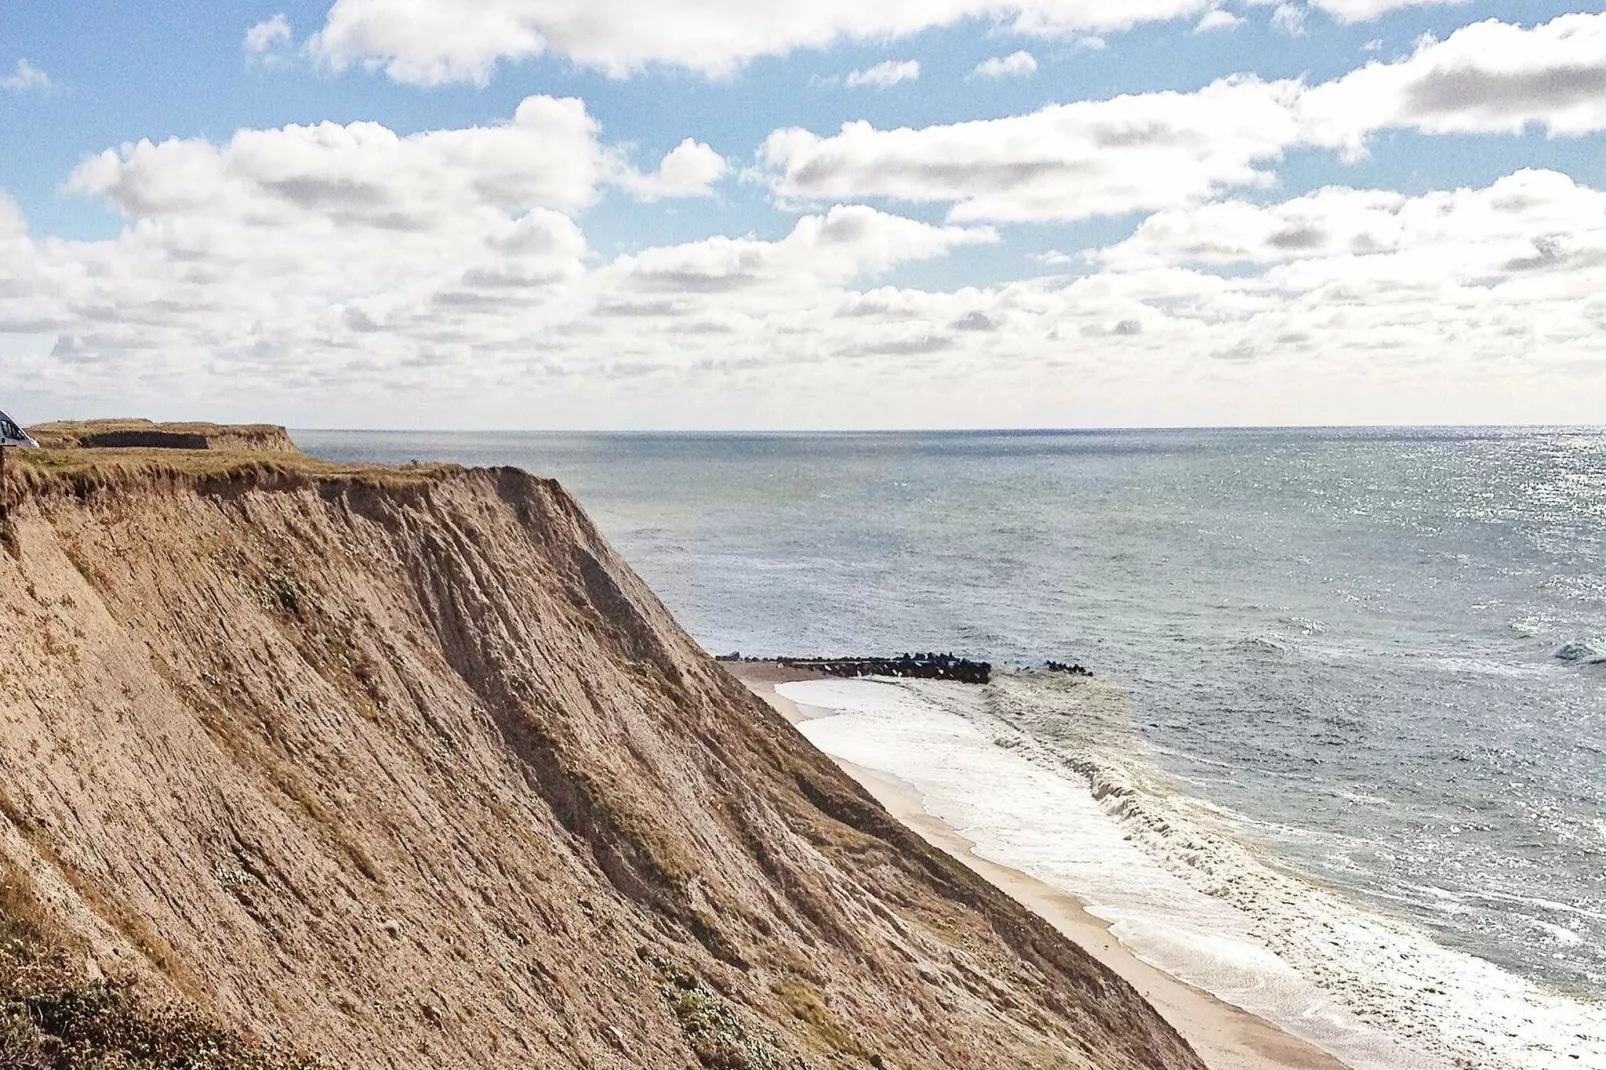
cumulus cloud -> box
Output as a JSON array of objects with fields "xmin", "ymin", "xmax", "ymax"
[
  {"xmin": 1098, "ymin": 170, "xmax": 1606, "ymax": 273},
  {"xmin": 972, "ymin": 51, "xmax": 1039, "ymax": 78},
  {"xmin": 1271, "ymin": 4, "xmax": 1307, "ymax": 37},
  {"xmin": 6, "ymin": 163, "xmax": 1606, "ymax": 426},
  {"xmin": 846, "ymin": 59, "xmax": 920, "ymax": 89},
  {"xmin": 759, "ymin": 13, "xmax": 1606, "ymax": 224},
  {"xmin": 0, "ymin": 99, "xmax": 1006, "ymax": 422},
  {"xmin": 244, "ymin": 14, "xmax": 293, "ymax": 55},
  {"xmin": 1, "ymin": 59, "xmax": 51, "ymax": 93},
  {"xmin": 616, "ymin": 139, "xmax": 728, "ymax": 199},
  {"xmin": 0, "ymin": 98, "xmax": 747, "ymax": 401},
  {"xmin": 1308, "ymin": 0, "xmax": 1470, "ymax": 23},
  {"xmin": 305, "ymin": 0, "xmax": 1212, "ymax": 83},
  {"xmin": 68, "ymin": 96, "xmax": 613, "ymax": 229},
  {"xmin": 759, "ymin": 76, "xmax": 1305, "ymax": 223},
  {"xmin": 11, "ymin": 10, "xmax": 1606, "ymax": 426},
  {"xmin": 1194, "ymin": 10, "xmax": 1243, "ymax": 32},
  {"xmin": 606, "ymin": 205, "xmax": 995, "ymax": 295},
  {"xmin": 1302, "ymin": 13, "xmax": 1606, "ymax": 153}
]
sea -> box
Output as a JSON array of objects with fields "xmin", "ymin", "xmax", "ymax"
[{"xmin": 297, "ymin": 428, "xmax": 1606, "ymax": 1070}]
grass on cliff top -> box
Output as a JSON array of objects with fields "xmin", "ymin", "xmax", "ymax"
[
  {"xmin": 5, "ymin": 420, "xmax": 463, "ymax": 494},
  {"xmin": 29, "ymin": 419, "xmax": 290, "ymax": 439},
  {"xmin": 5, "ymin": 447, "xmax": 464, "ymax": 495}
]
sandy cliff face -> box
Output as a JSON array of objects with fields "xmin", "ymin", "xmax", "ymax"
[{"xmin": 0, "ymin": 458, "xmax": 1203, "ymax": 1070}]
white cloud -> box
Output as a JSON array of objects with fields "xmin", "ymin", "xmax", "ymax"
[
  {"xmin": 616, "ymin": 139, "xmax": 728, "ymax": 199},
  {"xmin": 1097, "ymin": 171, "xmax": 1606, "ymax": 271},
  {"xmin": 244, "ymin": 14, "xmax": 293, "ymax": 55},
  {"xmin": 1090, "ymin": 170, "xmax": 1606, "ymax": 352},
  {"xmin": 845, "ymin": 59, "xmax": 920, "ymax": 89},
  {"xmin": 605, "ymin": 205, "xmax": 996, "ymax": 294},
  {"xmin": 6, "ymin": 158, "xmax": 1606, "ymax": 426},
  {"xmin": 759, "ymin": 76, "xmax": 1305, "ymax": 223},
  {"xmin": 4, "ymin": 97, "xmax": 744, "ymax": 395},
  {"xmin": 1309, "ymin": 0, "xmax": 1469, "ymax": 23},
  {"xmin": 68, "ymin": 96, "xmax": 612, "ymax": 227},
  {"xmin": 761, "ymin": 13, "xmax": 1606, "ymax": 225},
  {"xmin": 1194, "ymin": 10, "xmax": 1243, "ymax": 32},
  {"xmin": 971, "ymin": 51, "xmax": 1038, "ymax": 79},
  {"xmin": 12, "ymin": 10, "xmax": 1606, "ymax": 427},
  {"xmin": 1, "ymin": 59, "xmax": 51, "ymax": 93},
  {"xmin": 1302, "ymin": 13, "xmax": 1606, "ymax": 154},
  {"xmin": 0, "ymin": 98, "xmax": 1004, "ymax": 423},
  {"xmin": 306, "ymin": 0, "xmax": 1213, "ymax": 84},
  {"xmin": 1271, "ymin": 4, "xmax": 1307, "ymax": 37}
]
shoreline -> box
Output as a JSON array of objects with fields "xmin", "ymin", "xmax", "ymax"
[{"xmin": 731, "ymin": 662, "xmax": 1349, "ymax": 1070}]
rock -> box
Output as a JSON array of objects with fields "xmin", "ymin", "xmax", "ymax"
[{"xmin": 765, "ymin": 653, "xmax": 992, "ymax": 684}]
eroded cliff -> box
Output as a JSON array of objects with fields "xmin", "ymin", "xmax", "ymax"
[{"xmin": 0, "ymin": 450, "xmax": 1203, "ymax": 1070}]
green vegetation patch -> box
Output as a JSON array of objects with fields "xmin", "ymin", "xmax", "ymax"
[
  {"xmin": 0, "ymin": 958, "xmax": 324, "ymax": 1070},
  {"xmin": 644, "ymin": 953, "xmax": 801, "ymax": 1070}
]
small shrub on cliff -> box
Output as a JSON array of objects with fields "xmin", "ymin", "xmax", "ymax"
[
  {"xmin": 645, "ymin": 954, "xmax": 801, "ymax": 1070},
  {"xmin": 259, "ymin": 572, "xmax": 307, "ymax": 617}
]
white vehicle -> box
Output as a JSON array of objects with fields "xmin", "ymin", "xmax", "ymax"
[{"xmin": 0, "ymin": 409, "xmax": 38, "ymax": 448}]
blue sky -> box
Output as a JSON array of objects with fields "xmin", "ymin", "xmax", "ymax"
[{"xmin": 4, "ymin": 2, "xmax": 1606, "ymax": 428}]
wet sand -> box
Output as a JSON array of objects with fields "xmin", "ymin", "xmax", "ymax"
[{"xmin": 730, "ymin": 662, "xmax": 1350, "ymax": 1070}]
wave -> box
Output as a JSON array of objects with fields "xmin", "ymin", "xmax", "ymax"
[
  {"xmin": 783, "ymin": 673, "xmax": 1606, "ymax": 1070},
  {"xmin": 986, "ymin": 672, "xmax": 1606, "ymax": 1070},
  {"xmin": 1233, "ymin": 635, "xmax": 1294, "ymax": 655}
]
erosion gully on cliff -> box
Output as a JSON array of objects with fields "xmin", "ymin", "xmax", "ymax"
[{"xmin": 0, "ymin": 427, "xmax": 1203, "ymax": 1070}]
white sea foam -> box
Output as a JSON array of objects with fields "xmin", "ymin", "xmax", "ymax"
[{"xmin": 779, "ymin": 674, "xmax": 1606, "ymax": 1070}]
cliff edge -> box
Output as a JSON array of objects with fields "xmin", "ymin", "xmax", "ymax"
[{"xmin": 0, "ymin": 444, "xmax": 1203, "ymax": 1070}]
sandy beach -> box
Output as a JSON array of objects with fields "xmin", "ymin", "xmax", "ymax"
[{"xmin": 731, "ymin": 662, "xmax": 1349, "ymax": 1070}]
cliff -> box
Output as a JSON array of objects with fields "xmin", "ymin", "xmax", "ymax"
[{"xmin": 0, "ymin": 446, "xmax": 1203, "ymax": 1070}]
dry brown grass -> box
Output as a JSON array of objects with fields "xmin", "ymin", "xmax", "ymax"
[
  {"xmin": 770, "ymin": 976, "xmax": 868, "ymax": 1057},
  {"xmin": 31, "ymin": 419, "xmax": 286, "ymax": 437},
  {"xmin": 5, "ymin": 448, "xmax": 462, "ymax": 498},
  {"xmin": 27, "ymin": 419, "xmax": 299, "ymax": 453}
]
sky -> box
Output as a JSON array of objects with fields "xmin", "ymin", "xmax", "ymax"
[{"xmin": 3, "ymin": 1, "xmax": 1606, "ymax": 429}]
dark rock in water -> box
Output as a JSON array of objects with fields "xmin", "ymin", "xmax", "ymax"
[
  {"xmin": 1045, "ymin": 660, "xmax": 1094, "ymax": 678},
  {"xmin": 1553, "ymin": 642, "xmax": 1603, "ymax": 664},
  {"xmin": 737, "ymin": 653, "xmax": 992, "ymax": 684}
]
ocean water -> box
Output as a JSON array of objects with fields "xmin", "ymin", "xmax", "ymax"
[{"xmin": 297, "ymin": 428, "xmax": 1606, "ymax": 1068}]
